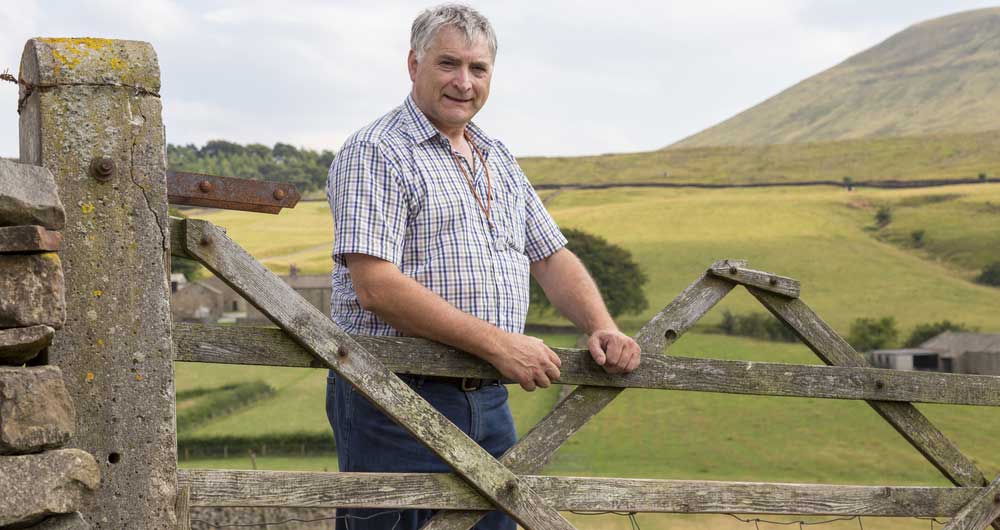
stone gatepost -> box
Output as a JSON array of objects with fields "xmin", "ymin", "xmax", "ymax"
[{"xmin": 19, "ymin": 38, "xmax": 176, "ymax": 528}]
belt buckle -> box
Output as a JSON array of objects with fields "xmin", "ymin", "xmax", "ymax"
[{"xmin": 461, "ymin": 378, "xmax": 482, "ymax": 391}]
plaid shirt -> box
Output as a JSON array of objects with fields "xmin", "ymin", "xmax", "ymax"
[{"xmin": 327, "ymin": 95, "xmax": 567, "ymax": 336}]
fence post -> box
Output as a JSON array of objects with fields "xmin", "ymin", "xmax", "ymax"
[{"xmin": 19, "ymin": 38, "xmax": 176, "ymax": 528}]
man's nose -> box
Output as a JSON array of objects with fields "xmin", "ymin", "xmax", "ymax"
[{"xmin": 452, "ymin": 68, "xmax": 473, "ymax": 92}]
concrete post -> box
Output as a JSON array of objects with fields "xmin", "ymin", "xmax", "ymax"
[{"xmin": 19, "ymin": 38, "xmax": 176, "ymax": 528}]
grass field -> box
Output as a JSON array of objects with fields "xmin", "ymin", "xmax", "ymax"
[
  {"xmin": 186, "ymin": 182, "xmax": 1000, "ymax": 335},
  {"xmin": 177, "ymin": 332, "xmax": 1000, "ymax": 484},
  {"xmin": 517, "ymin": 130, "xmax": 1000, "ymax": 186},
  {"xmin": 876, "ymin": 191, "xmax": 1000, "ymax": 273},
  {"xmin": 176, "ymin": 181, "xmax": 999, "ymax": 529},
  {"xmin": 177, "ymin": 331, "xmax": 1000, "ymax": 530}
]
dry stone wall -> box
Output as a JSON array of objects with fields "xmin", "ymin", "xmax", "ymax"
[{"xmin": 0, "ymin": 158, "xmax": 98, "ymax": 528}]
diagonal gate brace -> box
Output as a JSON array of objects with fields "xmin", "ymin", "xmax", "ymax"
[
  {"xmin": 942, "ymin": 475, "xmax": 1000, "ymax": 530},
  {"xmin": 420, "ymin": 260, "xmax": 742, "ymax": 530}
]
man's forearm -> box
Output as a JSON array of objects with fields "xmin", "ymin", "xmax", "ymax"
[
  {"xmin": 349, "ymin": 257, "xmax": 505, "ymax": 363},
  {"xmin": 345, "ymin": 253, "xmax": 563, "ymax": 390},
  {"xmin": 531, "ymin": 248, "xmax": 617, "ymax": 334}
]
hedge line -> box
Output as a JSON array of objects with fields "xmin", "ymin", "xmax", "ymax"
[
  {"xmin": 178, "ymin": 431, "xmax": 336, "ymax": 459},
  {"xmin": 711, "ymin": 310, "xmax": 799, "ymax": 343},
  {"xmin": 177, "ymin": 381, "xmax": 275, "ymax": 432}
]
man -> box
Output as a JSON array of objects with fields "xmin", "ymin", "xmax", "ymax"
[{"xmin": 325, "ymin": 4, "xmax": 641, "ymax": 529}]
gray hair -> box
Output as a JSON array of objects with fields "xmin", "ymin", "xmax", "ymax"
[{"xmin": 410, "ymin": 4, "xmax": 497, "ymax": 62}]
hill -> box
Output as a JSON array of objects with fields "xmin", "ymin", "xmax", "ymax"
[
  {"xmin": 672, "ymin": 8, "xmax": 1000, "ymax": 148},
  {"xmin": 518, "ymin": 130, "xmax": 1000, "ymax": 186}
]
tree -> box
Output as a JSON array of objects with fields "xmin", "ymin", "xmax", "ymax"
[
  {"xmin": 847, "ymin": 317, "xmax": 898, "ymax": 352},
  {"xmin": 979, "ymin": 172, "xmax": 988, "ymax": 182},
  {"xmin": 874, "ymin": 206, "xmax": 892, "ymax": 228},
  {"xmin": 167, "ymin": 140, "xmax": 335, "ymax": 193},
  {"xmin": 975, "ymin": 261, "xmax": 1000, "ymax": 287},
  {"xmin": 529, "ymin": 228, "xmax": 648, "ymax": 318},
  {"xmin": 905, "ymin": 320, "xmax": 973, "ymax": 348},
  {"xmin": 910, "ymin": 229, "xmax": 925, "ymax": 247},
  {"xmin": 843, "ymin": 176, "xmax": 853, "ymax": 191}
]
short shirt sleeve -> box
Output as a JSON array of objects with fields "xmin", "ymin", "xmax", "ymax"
[
  {"xmin": 326, "ymin": 141, "xmax": 408, "ymax": 267},
  {"xmin": 521, "ymin": 174, "xmax": 567, "ymax": 263}
]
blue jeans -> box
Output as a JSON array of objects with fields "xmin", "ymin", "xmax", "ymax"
[{"xmin": 326, "ymin": 372, "xmax": 517, "ymax": 530}]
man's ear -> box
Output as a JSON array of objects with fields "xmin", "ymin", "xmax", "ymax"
[{"xmin": 407, "ymin": 50, "xmax": 418, "ymax": 82}]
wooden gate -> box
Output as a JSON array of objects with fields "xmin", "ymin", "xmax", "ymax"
[{"xmin": 169, "ymin": 216, "xmax": 1000, "ymax": 530}]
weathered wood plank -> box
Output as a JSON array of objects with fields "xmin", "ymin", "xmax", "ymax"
[
  {"xmin": 942, "ymin": 475, "xmax": 1000, "ymax": 530},
  {"xmin": 177, "ymin": 469, "xmax": 982, "ymax": 516},
  {"xmin": 749, "ymin": 288, "xmax": 991, "ymax": 493},
  {"xmin": 175, "ymin": 486, "xmax": 191, "ymax": 530},
  {"xmin": 709, "ymin": 264, "xmax": 800, "ymax": 298},
  {"xmin": 173, "ymin": 323, "xmax": 1000, "ymax": 407},
  {"xmin": 173, "ymin": 218, "xmax": 575, "ymax": 530},
  {"xmin": 635, "ymin": 259, "xmax": 745, "ymax": 354},
  {"xmin": 420, "ymin": 269, "xmax": 740, "ymax": 530}
]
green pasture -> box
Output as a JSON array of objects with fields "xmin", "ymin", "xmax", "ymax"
[
  {"xmin": 192, "ymin": 183, "xmax": 1000, "ymax": 336},
  {"xmin": 518, "ymin": 130, "xmax": 1000, "ymax": 186},
  {"xmin": 876, "ymin": 190, "xmax": 1000, "ymax": 273},
  {"xmin": 177, "ymin": 181, "xmax": 1000, "ymax": 529},
  {"xmin": 176, "ymin": 332, "xmax": 1000, "ymax": 485},
  {"xmin": 539, "ymin": 183, "xmax": 1000, "ymax": 333}
]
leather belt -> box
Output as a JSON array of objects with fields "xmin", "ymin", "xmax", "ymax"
[{"xmin": 398, "ymin": 374, "xmax": 500, "ymax": 392}]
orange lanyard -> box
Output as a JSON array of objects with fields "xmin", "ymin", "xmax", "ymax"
[{"xmin": 451, "ymin": 131, "xmax": 492, "ymax": 228}]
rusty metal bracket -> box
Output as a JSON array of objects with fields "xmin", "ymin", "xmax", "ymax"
[{"xmin": 167, "ymin": 170, "xmax": 300, "ymax": 214}]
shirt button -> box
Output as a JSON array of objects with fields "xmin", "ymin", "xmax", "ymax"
[{"xmin": 495, "ymin": 238, "xmax": 506, "ymax": 251}]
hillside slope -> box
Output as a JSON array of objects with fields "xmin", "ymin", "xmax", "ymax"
[
  {"xmin": 671, "ymin": 8, "xmax": 1000, "ymax": 148},
  {"xmin": 196, "ymin": 184, "xmax": 1000, "ymax": 334},
  {"xmin": 519, "ymin": 130, "xmax": 1000, "ymax": 185}
]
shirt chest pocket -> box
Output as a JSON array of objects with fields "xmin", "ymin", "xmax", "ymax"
[{"xmin": 494, "ymin": 179, "xmax": 527, "ymax": 254}]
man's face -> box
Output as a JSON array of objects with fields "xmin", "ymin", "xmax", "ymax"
[{"xmin": 408, "ymin": 25, "xmax": 493, "ymax": 133}]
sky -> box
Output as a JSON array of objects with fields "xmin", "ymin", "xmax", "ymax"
[{"xmin": 2, "ymin": 1, "xmax": 998, "ymax": 158}]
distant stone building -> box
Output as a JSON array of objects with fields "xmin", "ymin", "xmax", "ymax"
[
  {"xmin": 170, "ymin": 281, "xmax": 224, "ymax": 323},
  {"xmin": 871, "ymin": 348, "xmax": 941, "ymax": 372},
  {"xmin": 921, "ymin": 331, "xmax": 1000, "ymax": 375},
  {"xmin": 872, "ymin": 332, "xmax": 1000, "ymax": 375},
  {"xmin": 170, "ymin": 264, "xmax": 331, "ymax": 325}
]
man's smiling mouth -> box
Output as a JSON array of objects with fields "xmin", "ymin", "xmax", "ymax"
[{"xmin": 443, "ymin": 94, "xmax": 473, "ymax": 103}]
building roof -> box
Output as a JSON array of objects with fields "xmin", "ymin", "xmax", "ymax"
[
  {"xmin": 188, "ymin": 281, "xmax": 222, "ymax": 295},
  {"xmin": 285, "ymin": 274, "xmax": 331, "ymax": 289},
  {"xmin": 199, "ymin": 273, "xmax": 329, "ymax": 291},
  {"xmin": 920, "ymin": 332, "xmax": 1000, "ymax": 355},
  {"xmin": 872, "ymin": 348, "xmax": 938, "ymax": 356}
]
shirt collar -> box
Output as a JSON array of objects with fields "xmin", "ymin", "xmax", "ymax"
[{"xmin": 403, "ymin": 94, "xmax": 494, "ymax": 155}]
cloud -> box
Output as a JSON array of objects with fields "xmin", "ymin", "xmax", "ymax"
[{"xmin": 1, "ymin": 0, "xmax": 997, "ymax": 158}]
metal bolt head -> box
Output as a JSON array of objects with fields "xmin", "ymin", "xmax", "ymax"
[
  {"xmin": 729, "ymin": 266, "xmax": 738, "ymax": 275},
  {"xmin": 875, "ymin": 379, "xmax": 885, "ymax": 390},
  {"xmin": 198, "ymin": 180, "xmax": 214, "ymax": 193},
  {"xmin": 199, "ymin": 235, "xmax": 211, "ymax": 246},
  {"xmin": 90, "ymin": 157, "xmax": 115, "ymax": 182},
  {"xmin": 768, "ymin": 276, "xmax": 778, "ymax": 286},
  {"xmin": 337, "ymin": 345, "xmax": 349, "ymax": 357},
  {"xmin": 273, "ymin": 188, "xmax": 287, "ymax": 200}
]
